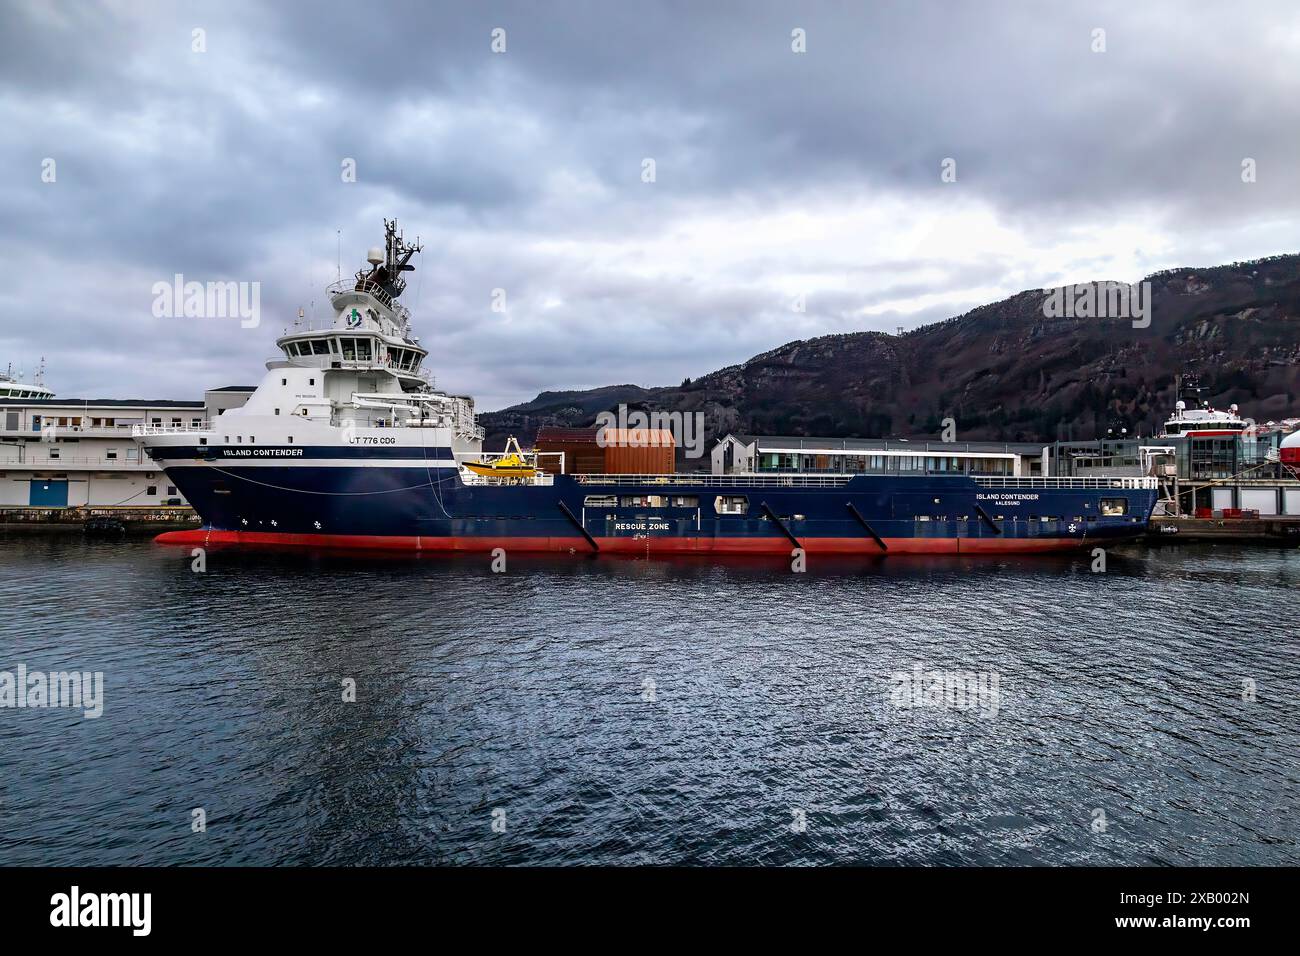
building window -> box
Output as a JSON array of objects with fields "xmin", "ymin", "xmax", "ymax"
[{"xmin": 106, "ymin": 450, "xmax": 117, "ymax": 460}]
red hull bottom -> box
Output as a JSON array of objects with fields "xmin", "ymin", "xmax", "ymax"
[{"xmin": 154, "ymin": 529, "xmax": 1094, "ymax": 555}]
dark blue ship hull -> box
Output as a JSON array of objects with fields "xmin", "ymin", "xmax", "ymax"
[{"xmin": 151, "ymin": 446, "xmax": 1156, "ymax": 554}]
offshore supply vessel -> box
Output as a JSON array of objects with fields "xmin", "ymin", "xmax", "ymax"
[{"xmin": 134, "ymin": 221, "xmax": 1157, "ymax": 555}]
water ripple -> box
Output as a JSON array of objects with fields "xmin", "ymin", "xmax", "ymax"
[{"xmin": 0, "ymin": 537, "xmax": 1296, "ymax": 865}]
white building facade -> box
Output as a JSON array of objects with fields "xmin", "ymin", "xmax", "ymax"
[{"xmin": 0, "ymin": 387, "xmax": 252, "ymax": 508}]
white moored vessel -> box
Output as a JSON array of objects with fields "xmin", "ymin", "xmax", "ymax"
[
  {"xmin": 0, "ymin": 363, "xmax": 54, "ymax": 401},
  {"xmin": 1162, "ymin": 400, "xmax": 1253, "ymax": 438}
]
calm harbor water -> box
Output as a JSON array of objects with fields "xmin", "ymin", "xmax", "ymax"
[{"xmin": 0, "ymin": 535, "xmax": 1296, "ymax": 866}]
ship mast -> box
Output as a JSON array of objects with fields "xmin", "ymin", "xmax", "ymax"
[{"xmin": 354, "ymin": 218, "xmax": 422, "ymax": 304}]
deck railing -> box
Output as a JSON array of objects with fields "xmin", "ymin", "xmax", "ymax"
[
  {"xmin": 974, "ymin": 476, "xmax": 1159, "ymax": 490},
  {"xmin": 131, "ymin": 423, "xmax": 213, "ymax": 436},
  {"xmin": 574, "ymin": 474, "xmax": 855, "ymax": 487}
]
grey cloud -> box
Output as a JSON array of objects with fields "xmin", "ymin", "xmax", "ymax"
[{"xmin": 2, "ymin": 1, "xmax": 1297, "ymax": 408}]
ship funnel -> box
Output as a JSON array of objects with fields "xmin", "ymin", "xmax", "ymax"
[{"xmin": 366, "ymin": 247, "xmax": 384, "ymax": 265}]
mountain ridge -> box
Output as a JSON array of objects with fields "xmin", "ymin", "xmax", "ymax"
[{"xmin": 480, "ymin": 254, "xmax": 1300, "ymax": 447}]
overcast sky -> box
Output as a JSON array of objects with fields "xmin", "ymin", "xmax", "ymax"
[{"xmin": 3, "ymin": 1, "xmax": 1298, "ymax": 410}]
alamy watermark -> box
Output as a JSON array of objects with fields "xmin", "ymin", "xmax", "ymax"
[
  {"xmin": 1042, "ymin": 281, "xmax": 1151, "ymax": 329},
  {"xmin": 152, "ymin": 274, "xmax": 261, "ymax": 328},
  {"xmin": 889, "ymin": 664, "xmax": 1000, "ymax": 718},
  {"xmin": 0, "ymin": 664, "xmax": 104, "ymax": 718},
  {"xmin": 595, "ymin": 404, "xmax": 705, "ymax": 459}
]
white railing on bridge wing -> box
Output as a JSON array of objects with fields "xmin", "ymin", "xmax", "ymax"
[
  {"xmin": 975, "ymin": 476, "xmax": 1159, "ymax": 490},
  {"xmin": 326, "ymin": 278, "xmax": 412, "ymax": 324},
  {"xmin": 131, "ymin": 423, "xmax": 212, "ymax": 436}
]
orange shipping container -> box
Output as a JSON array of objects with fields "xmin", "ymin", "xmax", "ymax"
[
  {"xmin": 601, "ymin": 428, "xmax": 675, "ymax": 474},
  {"xmin": 533, "ymin": 425, "xmax": 675, "ymax": 474}
]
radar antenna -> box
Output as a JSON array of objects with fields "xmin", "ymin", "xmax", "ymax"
[{"xmin": 354, "ymin": 218, "xmax": 422, "ymax": 304}]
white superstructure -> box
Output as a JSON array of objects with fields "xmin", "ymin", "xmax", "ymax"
[
  {"xmin": 134, "ymin": 220, "xmax": 484, "ymax": 468},
  {"xmin": 1162, "ymin": 399, "xmax": 1253, "ymax": 438}
]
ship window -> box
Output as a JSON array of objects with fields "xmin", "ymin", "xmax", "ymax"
[
  {"xmin": 146, "ymin": 486, "xmax": 157, "ymax": 496},
  {"xmin": 287, "ymin": 436, "xmax": 293, "ymax": 444},
  {"xmin": 670, "ymin": 495, "xmax": 699, "ymax": 508},
  {"xmin": 312, "ymin": 340, "xmax": 329, "ymax": 355},
  {"xmin": 584, "ymin": 495, "xmax": 618, "ymax": 508},
  {"xmin": 282, "ymin": 378, "xmax": 287, "ymax": 385},
  {"xmin": 714, "ymin": 495, "xmax": 748, "ymax": 515},
  {"xmin": 309, "ymin": 378, "xmax": 315, "ymax": 386},
  {"xmin": 621, "ymin": 494, "xmax": 673, "ymax": 507},
  {"xmin": 274, "ymin": 409, "xmax": 280, "ymax": 416},
  {"xmin": 1100, "ymin": 498, "xmax": 1128, "ymax": 516},
  {"xmin": 200, "ymin": 438, "xmax": 207, "ymax": 445}
]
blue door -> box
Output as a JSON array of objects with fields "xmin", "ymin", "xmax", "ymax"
[{"xmin": 30, "ymin": 480, "xmax": 69, "ymax": 507}]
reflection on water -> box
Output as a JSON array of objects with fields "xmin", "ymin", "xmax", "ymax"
[{"xmin": 0, "ymin": 536, "xmax": 1297, "ymax": 865}]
